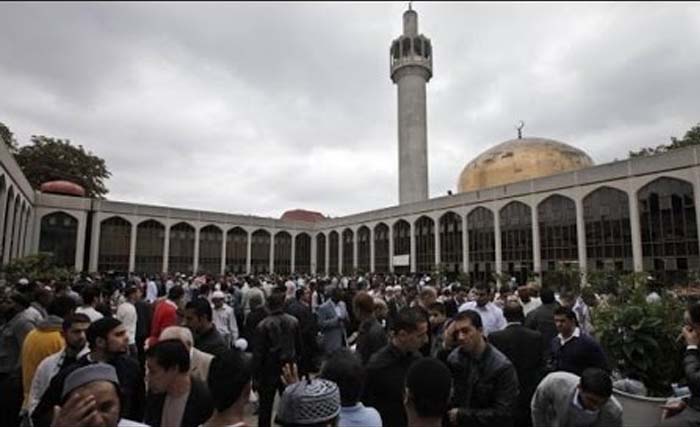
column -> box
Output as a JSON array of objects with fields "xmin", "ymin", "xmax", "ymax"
[
  {"xmin": 290, "ymin": 232, "xmax": 296, "ymax": 274},
  {"xmin": 462, "ymin": 214, "xmax": 469, "ymax": 273},
  {"xmin": 220, "ymin": 228, "xmax": 227, "ymax": 275},
  {"xmin": 310, "ymin": 234, "xmax": 317, "ymax": 275},
  {"xmin": 434, "ymin": 217, "xmax": 441, "ymax": 270},
  {"xmin": 575, "ymin": 197, "xmax": 587, "ymax": 279},
  {"xmin": 628, "ymin": 189, "xmax": 644, "ymax": 272},
  {"xmin": 74, "ymin": 211, "xmax": 87, "ymax": 272},
  {"xmin": 494, "ymin": 208, "xmax": 502, "ymax": 277},
  {"xmin": 369, "ymin": 227, "xmax": 376, "ymax": 273},
  {"xmin": 89, "ymin": 212, "xmax": 102, "ymax": 272},
  {"xmin": 269, "ymin": 230, "xmax": 275, "ymax": 274},
  {"xmin": 245, "ymin": 230, "xmax": 252, "ymax": 275},
  {"xmin": 162, "ymin": 223, "xmax": 170, "ymax": 273},
  {"xmin": 389, "ymin": 225, "xmax": 395, "ymax": 273},
  {"xmin": 128, "ymin": 220, "xmax": 137, "ymax": 272},
  {"xmin": 531, "ymin": 203, "xmax": 542, "ymax": 280},
  {"xmin": 193, "ymin": 226, "xmax": 200, "ymax": 274},
  {"xmin": 409, "ymin": 221, "xmax": 416, "ymax": 273},
  {"xmin": 3, "ymin": 200, "xmax": 16, "ymax": 263}
]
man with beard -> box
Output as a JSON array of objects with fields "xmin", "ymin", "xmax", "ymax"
[
  {"xmin": 458, "ymin": 282, "xmax": 506, "ymax": 336},
  {"xmin": 26, "ymin": 313, "xmax": 90, "ymax": 416},
  {"xmin": 32, "ymin": 318, "xmax": 145, "ymax": 427},
  {"xmin": 284, "ymin": 287, "xmax": 319, "ymax": 374}
]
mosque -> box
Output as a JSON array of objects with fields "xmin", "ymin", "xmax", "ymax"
[{"xmin": 0, "ymin": 7, "xmax": 698, "ymax": 285}]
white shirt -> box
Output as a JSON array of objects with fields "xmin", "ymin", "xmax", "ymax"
[
  {"xmin": 212, "ymin": 303, "xmax": 238, "ymax": 340},
  {"xmin": 458, "ymin": 301, "xmax": 507, "ymax": 336},
  {"xmin": 75, "ymin": 306, "xmax": 104, "ymax": 323},
  {"xmin": 146, "ymin": 280, "xmax": 159, "ymax": 303},
  {"xmin": 558, "ymin": 327, "xmax": 581, "ymax": 346},
  {"xmin": 521, "ymin": 297, "xmax": 542, "ymax": 316},
  {"xmin": 27, "ymin": 346, "xmax": 89, "ymax": 414},
  {"xmin": 116, "ymin": 301, "xmax": 138, "ymax": 344}
]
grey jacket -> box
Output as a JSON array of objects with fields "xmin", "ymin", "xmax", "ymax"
[
  {"xmin": 0, "ymin": 308, "xmax": 37, "ymax": 373},
  {"xmin": 531, "ymin": 371, "xmax": 622, "ymax": 427},
  {"xmin": 316, "ymin": 299, "xmax": 347, "ymax": 355}
]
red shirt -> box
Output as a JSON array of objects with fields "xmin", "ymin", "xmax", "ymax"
[{"xmin": 148, "ymin": 299, "xmax": 178, "ymax": 347}]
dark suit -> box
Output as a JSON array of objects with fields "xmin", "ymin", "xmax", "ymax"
[
  {"xmin": 524, "ymin": 302, "xmax": 559, "ymax": 359},
  {"xmin": 144, "ymin": 377, "xmax": 213, "ymax": 427},
  {"xmin": 489, "ymin": 323, "xmax": 545, "ymax": 427},
  {"xmin": 445, "ymin": 298, "xmax": 461, "ymax": 319}
]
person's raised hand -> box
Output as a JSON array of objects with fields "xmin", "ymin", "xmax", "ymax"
[
  {"xmin": 281, "ymin": 362, "xmax": 300, "ymax": 386},
  {"xmin": 50, "ymin": 393, "xmax": 100, "ymax": 427}
]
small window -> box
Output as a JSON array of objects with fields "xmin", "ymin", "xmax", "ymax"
[
  {"xmin": 392, "ymin": 41, "xmax": 400, "ymax": 60},
  {"xmin": 413, "ymin": 37, "xmax": 422, "ymax": 56},
  {"xmin": 402, "ymin": 38, "xmax": 410, "ymax": 57}
]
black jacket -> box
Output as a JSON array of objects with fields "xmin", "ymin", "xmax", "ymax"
[
  {"xmin": 252, "ymin": 310, "xmax": 303, "ymax": 383},
  {"xmin": 242, "ymin": 306, "xmax": 268, "ymax": 352},
  {"xmin": 362, "ymin": 344, "xmax": 421, "ymax": 427},
  {"xmin": 685, "ymin": 347, "xmax": 700, "ymax": 411},
  {"xmin": 489, "ymin": 324, "xmax": 545, "ymax": 427},
  {"xmin": 524, "ymin": 302, "xmax": 559, "ymax": 358},
  {"xmin": 194, "ymin": 325, "xmax": 228, "ymax": 357},
  {"xmin": 549, "ymin": 333, "xmax": 609, "ymax": 377},
  {"xmin": 446, "ymin": 343, "xmax": 519, "ymax": 427},
  {"xmin": 356, "ymin": 317, "xmax": 388, "ymax": 365},
  {"xmin": 144, "ymin": 377, "xmax": 213, "ymax": 427},
  {"xmin": 284, "ymin": 299, "xmax": 319, "ymax": 374}
]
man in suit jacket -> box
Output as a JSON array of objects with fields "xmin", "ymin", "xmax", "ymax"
[
  {"xmin": 144, "ymin": 339, "xmax": 213, "ymax": 427},
  {"xmin": 489, "ymin": 301, "xmax": 546, "ymax": 427},
  {"xmin": 316, "ymin": 286, "xmax": 348, "ymax": 356},
  {"xmin": 159, "ymin": 326, "xmax": 213, "ymax": 384}
]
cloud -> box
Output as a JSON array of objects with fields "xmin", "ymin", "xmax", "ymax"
[{"xmin": 0, "ymin": 2, "xmax": 698, "ymax": 218}]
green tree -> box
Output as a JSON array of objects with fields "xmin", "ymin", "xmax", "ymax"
[
  {"xmin": 630, "ymin": 122, "xmax": 700, "ymax": 158},
  {"xmin": 14, "ymin": 135, "xmax": 111, "ymax": 198},
  {"xmin": 0, "ymin": 121, "xmax": 18, "ymax": 153}
]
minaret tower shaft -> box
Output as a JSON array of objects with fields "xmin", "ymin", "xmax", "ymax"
[{"xmin": 391, "ymin": 6, "xmax": 432, "ymax": 205}]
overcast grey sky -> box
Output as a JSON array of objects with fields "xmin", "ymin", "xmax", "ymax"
[{"xmin": 1, "ymin": 2, "xmax": 699, "ymax": 218}]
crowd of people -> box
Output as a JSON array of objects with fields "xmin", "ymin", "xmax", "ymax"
[{"xmin": 0, "ymin": 271, "xmax": 699, "ymax": 427}]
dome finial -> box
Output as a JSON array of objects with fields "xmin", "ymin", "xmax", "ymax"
[
  {"xmin": 408, "ymin": 1, "xmax": 413, "ymax": 11},
  {"xmin": 516, "ymin": 120, "xmax": 525, "ymax": 139}
]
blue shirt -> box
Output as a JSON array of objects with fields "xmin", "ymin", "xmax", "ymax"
[{"xmin": 339, "ymin": 403, "xmax": 383, "ymax": 427}]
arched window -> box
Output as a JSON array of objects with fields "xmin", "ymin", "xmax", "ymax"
[
  {"xmin": 98, "ymin": 217, "xmax": 131, "ymax": 272},
  {"xmin": 374, "ymin": 223, "xmax": 390, "ymax": 273},
  {"xmin": 468, "ymin": 207, "xmax": 494, "ymax": 283},
  {"xmin": 393, "ymin": 220, "xmax": 411, "ymax": 274},
  {"xmin": 357, "ymin": 226, "xmax": 371, "ymax": 273},
  {"xmin": 295, "ymin": 233, "xmax": 311, "ymax": 274},
  {"xmin": 538, "ymin": 195, "xmax": 578, "ymax": 278},
  {"xmin": 39, "ymin": 211, "xmax": 78, "ymax": 268},
  {"xmin": 415, "ymin": 216, "xmax": 435, "ymax": 273},
  {"xmin": 584, "ymin": 187, "xmax": 632, "ymax": 272},
  {"xmin": 226, "ymin": 227, "xmax": 248, "ymax": 274},
  {"xmin": 342, "ymin": 229, "xmax": 354, "ymax": 275},
  {"xmin": 199, "ymin": 225, "xmax": 223, "ymax": 275},
  {"xmin": 316, "ymin": 233, "xmax": 327, "ymax": 275},
  {"xmin": 500, "ymin": 202, "xmax": 533, "ymax": 284},
  {"xmin": 135, "ymin": 220, "xmax": 164, "ymax": 274},
  {"xmin": 169, "ymin": 222, "xmax": 195, "ymax": 275},
  {"xmin": 274, "ymin": 231, "xmax": 292, "ymax": 275},
  {"xmin": 639, "ymin": 177, "xmax": 699, "ymax": 283},
  {"xmin": 439, "ymin": 212, "xmax": 463, "ymax": 274},
  {"xmin": 251, "ymin": 230, "xmax": 271, "ymax": 274},
  {"xmin": 329, "ymin": 231, "xmax": 339, "ymax": 275}
]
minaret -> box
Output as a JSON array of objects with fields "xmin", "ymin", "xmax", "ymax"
[{"xmin": 391, "ymin": 5, "xmax": 432, "ymax": 205}]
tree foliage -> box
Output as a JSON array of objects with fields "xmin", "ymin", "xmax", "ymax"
[
  {"xmin": 14, "ymin": 135, "xmax": 111, "ymax": 198},
  {"xmin": 629, "ymin": 122, "xmax": 700, "ymax": 158},
  {"xmin": 0, "ymin": 121, "xmax": 18, "ymax": 153}
]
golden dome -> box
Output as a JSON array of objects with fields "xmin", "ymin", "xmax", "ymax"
[{"xmin": 457, "ymin": 137, "xmax": 594, "ymax": 193}]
